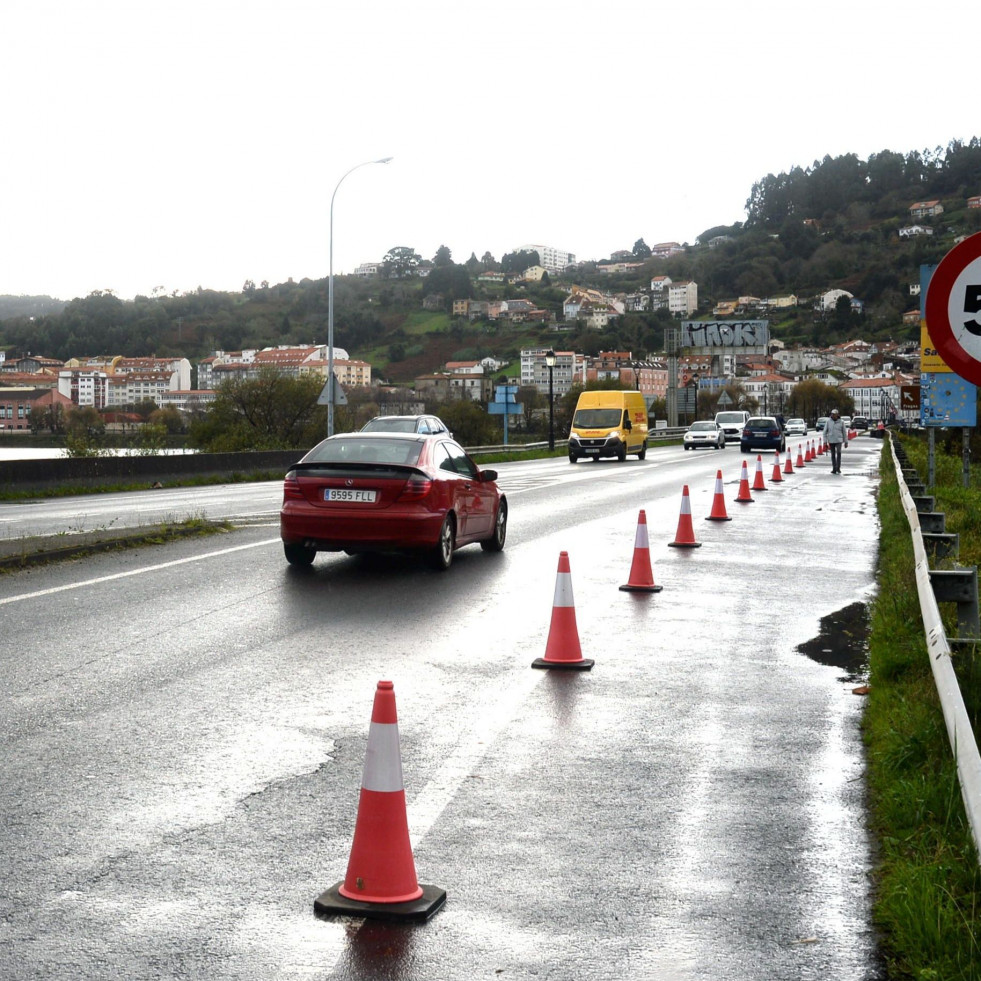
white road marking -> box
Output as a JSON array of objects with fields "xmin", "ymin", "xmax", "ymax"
[{"xmin": 0, "ymin": 538, "xmax": 281, "ymax": 606}]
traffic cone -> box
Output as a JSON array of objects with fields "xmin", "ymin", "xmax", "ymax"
[
  {"xmin": 705, "ymin": 470, "xmax": 732, "ymax": 521},
  {"xmin": 735, "ymin": 460, "xmax": 754, "ymax": 503},
  {"xmin": 805, "ymin": 440, "xmax": 813, "ymax": 462},
  {"xmin": 314, "ymin": 680, "xmax": 447, "ymax": 922},
  {"xmin": 783, "ymin": 450, "xmax": 794, "ymax": 474},
  {"xmin": 533, "ymin": 551, "xmax": 595, "ymax": 669},
  {"xmin": 751, "ymin": 454, "xmax": 768, "ymax": 491},
  {"xmin": 770, "ymin": 450, "xmax": 784, "ymax": 483},
  {"xmin": 795, "ymin": 443, "xmax": 805, "ymax": 468},
  {"xmin": 620, "ymin": 510, "xmax": 663, "ymax": 592},
  {"xmin": 668, "ymin": 485, "xmax": 702, "ymax": 548},
  {"xmin": 817, "ymin": 437, "xmax": 825, "ymax": 455}
]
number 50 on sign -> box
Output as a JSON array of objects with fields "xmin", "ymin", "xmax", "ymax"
[{"xmin": 925, "ymin": 232, "xmax": 981, "ymax": 386}]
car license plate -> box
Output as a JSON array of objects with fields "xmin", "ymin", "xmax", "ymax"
[
  {"xmin": 324, "ymin": 488, "xmax": 376, "ymax": 502},
  {"xmin": 585, "ymin": 448, "xmax": 599, "ymax": 454}
]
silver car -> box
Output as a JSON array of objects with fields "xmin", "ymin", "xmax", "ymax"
[
  {"xmin": 785, "ymin": 418, "xmax": 807, "ymax": 437},
  {"xmin": 683, "ymin": 420, "xmax": 726, "ymax": 450}
]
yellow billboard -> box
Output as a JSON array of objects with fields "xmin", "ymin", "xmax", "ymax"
[{"xmin": 921, "ymin": 322, "xmax": 952, "ymax": 372}]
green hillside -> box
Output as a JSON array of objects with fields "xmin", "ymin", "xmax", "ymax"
[{"xmin": 2, "ymin": 138, "xmax": 980, "ymax": 383}]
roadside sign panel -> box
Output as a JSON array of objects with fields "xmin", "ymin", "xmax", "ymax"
[
  {"xmin": 317, "ymin": 376, "xmax": 347, "ymax": 405},
  {"xmin": 900, "ymin": 385, "xmax": 920, "ymax": 411},
  {"xmin": 924, "ymin": 232, "xmax": 981, "ymax": 385},
  {"xmin": 920, "ymin": 372, "xmax": 977, "ymax": 427}
]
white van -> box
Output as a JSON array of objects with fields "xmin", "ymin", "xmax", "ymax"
[{"xmin": 714, "ymin": 410, "xmax": 750, "ymax": 443}]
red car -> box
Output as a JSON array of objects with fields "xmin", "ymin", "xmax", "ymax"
[{"xmin": 279, "ymin": 432, "xmax": 507, "ymax": 569}]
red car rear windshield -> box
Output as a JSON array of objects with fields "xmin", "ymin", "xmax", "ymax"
[{"xmin": 302, "ymin": 437, "xmax": 423, "ymax": 466}]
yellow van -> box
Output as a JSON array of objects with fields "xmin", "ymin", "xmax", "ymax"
[{"xmin": 567, "ymin": 390, "xmax": 649, "ymax": 462}]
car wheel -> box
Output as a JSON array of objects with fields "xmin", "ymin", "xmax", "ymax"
[
  {"xmin": 284, "ymin": 542, "xmax": 315, "ymax": 567},
  {"xmin": 740, "ymin": 444, "xmax": 749, "ymax": 453},
  {"xmin": 481, "ymin": 500, "xmax": 507, "ymax": 552},
  {"xmin": 684, "ymin": 445, "xmax": 690, "ymax": 451},
  {"xmin": 429, "ymin": 514, "xmax": 456, "ymax": 570},
  {"xmin": 569, "ymin": 453, "xmax": 578, "ymax": 463},
  {"xmin": 637, "ymin": 445, "xmax": 647, "ymax": 460},
  {"xmin": 617, "ymin": 446, "xmax": 627, "ymax": 462}
]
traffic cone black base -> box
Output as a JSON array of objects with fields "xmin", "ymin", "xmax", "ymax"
[
  {"xmin": 532, "ymin": 655, "xmax": 595, "ymax": 670},
  {"xmin": 315, "ymin": 883, "xmax": 447, "ymax": 922}
]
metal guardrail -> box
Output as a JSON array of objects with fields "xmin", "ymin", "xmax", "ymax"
[
  {"xmin": 467, "ymin": 429, "xmax": 686, "ymax": 456},
  {"xmin": 890, "ymin": 435, "xmax": 981, "ymax": 861}
]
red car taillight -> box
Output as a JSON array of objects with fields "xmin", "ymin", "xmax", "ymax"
[
  {"xmin": 283, "ymin": 471, "xmax": 304, "ymax": 501},
  {"xmin": 397, "ymin": 475, "xmax": 433, "ymax": 502}
]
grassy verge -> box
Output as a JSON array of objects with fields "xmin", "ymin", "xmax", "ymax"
[
  {"xmin": 0, "ymin": 518, "xmax": 235, "ymax": 573},
  {"xmin": 866, "ymin": 435, "xmax": 981, "ymax": 979}
]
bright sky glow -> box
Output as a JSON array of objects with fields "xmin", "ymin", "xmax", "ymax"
[{"xmin": 1, "ymin": 0, "xmax": 975, "ymax": 301}]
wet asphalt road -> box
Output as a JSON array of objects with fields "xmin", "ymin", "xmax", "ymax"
[{"xmin": 0, "ymin": 438, "xmax": 885, "ymax": 980}]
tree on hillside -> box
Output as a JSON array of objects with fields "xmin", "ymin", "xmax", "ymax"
[
  {"xmin": 480, "ymin": 251, "xmax": 499, "ymax": 271},
  {"xmin": 423, "ymin": 263, "xmax": 474, "ymax": 305},
  {"xmin": 383, "ymin": 246, "xmax": 421, "ymax": 279},
  {"xmin": 633, "ymin": 238, "xmax": 652, "ymax": 259},
  {"xmin": 433, "ymin": 245, "xmax": 453, "ymax": 267},
  {"xmin": 188, "ymin": 370, "xmax": 326, "ymax": 451},
  {"xmin": 501, "ymin": 249, "xmax": 540, "ymax": 275}
]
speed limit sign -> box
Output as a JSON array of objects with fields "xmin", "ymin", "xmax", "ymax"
[{"xmin": 925, "ymin": 231, "xmax": 981, "ymax": 386}]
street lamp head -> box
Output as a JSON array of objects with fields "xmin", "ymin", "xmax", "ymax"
[{"xmin": 545, "ymin": 349, "xmax": 556, "ymax": 368}]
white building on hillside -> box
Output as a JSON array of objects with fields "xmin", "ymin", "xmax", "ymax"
[
  {"xmin": 668, "ymin": 281, "xmax": 698, "ymax": 316},
  {"xmin": 519, "ymin": 244, "xmax": 576, "ymax": 274}
]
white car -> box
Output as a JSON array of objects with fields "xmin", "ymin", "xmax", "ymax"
[
  {"xmin": 785, "ymin": 418, "xmax": 807, "ymax": 437},
  {"xmin": 683, "ymin": 420, "xmax": 726, "ymax": 450}
]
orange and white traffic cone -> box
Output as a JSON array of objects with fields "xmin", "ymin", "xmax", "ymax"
[
  {"xmin": 533, "ymin": 551, "xmax": 595, "ymax": 669},
  {"xmin": 804, "ymin": 440, "xmax": 812, "ymax": 462},
  {"xmin": 705, "ymin": 470, "xmax": 732, "ymax": 521},
  {"xmin": 817, "ymin": 437, "xmax": 825, "ymax": 455},
  {"xmin": 751, "ymin": 454, "xmax": 768, "ymax": 491},
  {"xmin": 783, "ymin": 450, "xmax": 794, "ymax": 474},
  {"xmin": 668, "ymin": 485, "xmax": 702, "ymax": 548},
  {"xmin": 795, "ymin": 443, "xmax": 805, "ymax": 468},
  {"xmin": 620, "ymin": 510, "xmax": 663, "ymax": 592},
  {"xmin": 315, "ymin": 680, "xmax": 447, "ymax": 921},
  {"xmin": 735, "ymin": 460, "xmax": 754, "ymax": 503},
  {"xmin": 770, "ymin": 450, "xmax": 784, "ymax": 483}
]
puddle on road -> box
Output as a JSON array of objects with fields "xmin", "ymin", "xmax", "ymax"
[{"xmin": 796, "ymin": 601, "xmax": 870, "ymax": 682}]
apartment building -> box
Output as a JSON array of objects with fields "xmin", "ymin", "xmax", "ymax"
[
  {"xmin": 667, "ymin": 281, "xmax": 698, "ymax": 317},
  {"xmin": 519, "ymin": 349, "xmax": 581, "ymax": 397},
  {"xmin": 518, "ymin": 244, "xmax": 576, "ymax": 275}
]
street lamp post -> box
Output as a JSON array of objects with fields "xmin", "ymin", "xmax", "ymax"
[
  {"xmin": 545, "ymin": 349, "xmax": 556, "ymax": 451},
  {"xmin": 328, "ymin": 156, "xmax": 393, "ymax": 436}
]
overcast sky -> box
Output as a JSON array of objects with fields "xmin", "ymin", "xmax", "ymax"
[{"xmin": 2, "ymin": 0, "xmax": 976, "ymax": 302}]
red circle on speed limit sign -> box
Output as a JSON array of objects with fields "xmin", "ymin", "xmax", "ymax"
[{"xmin": 925, "ymin": 231, "xmax": 981, "ymax": 385}]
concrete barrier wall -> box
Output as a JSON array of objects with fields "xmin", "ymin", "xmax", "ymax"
[{"xmin": 0, "ymin": 450, "xmax": 305, "ymax": 493}]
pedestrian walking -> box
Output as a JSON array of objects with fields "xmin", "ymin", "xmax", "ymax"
[{"xmin": 824, "ymin": 408, "xmax": 848, "ymax": 473}]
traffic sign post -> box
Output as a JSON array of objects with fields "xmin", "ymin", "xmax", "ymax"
[
  {"xmin": 924, "ymin": 232, "xmax": 981, "ymax": 386},
  {"xmin": 923, "ymin": 240, "xmax": 981, "ymax": 489},
  {"xmin": 488, "ymin": 385, "xmax": 522, "ymax": 445}
]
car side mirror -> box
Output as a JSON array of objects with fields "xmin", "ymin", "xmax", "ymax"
[{"xmin": 479, "ymin": 469, "xmax": 498, "ymax": 482}]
